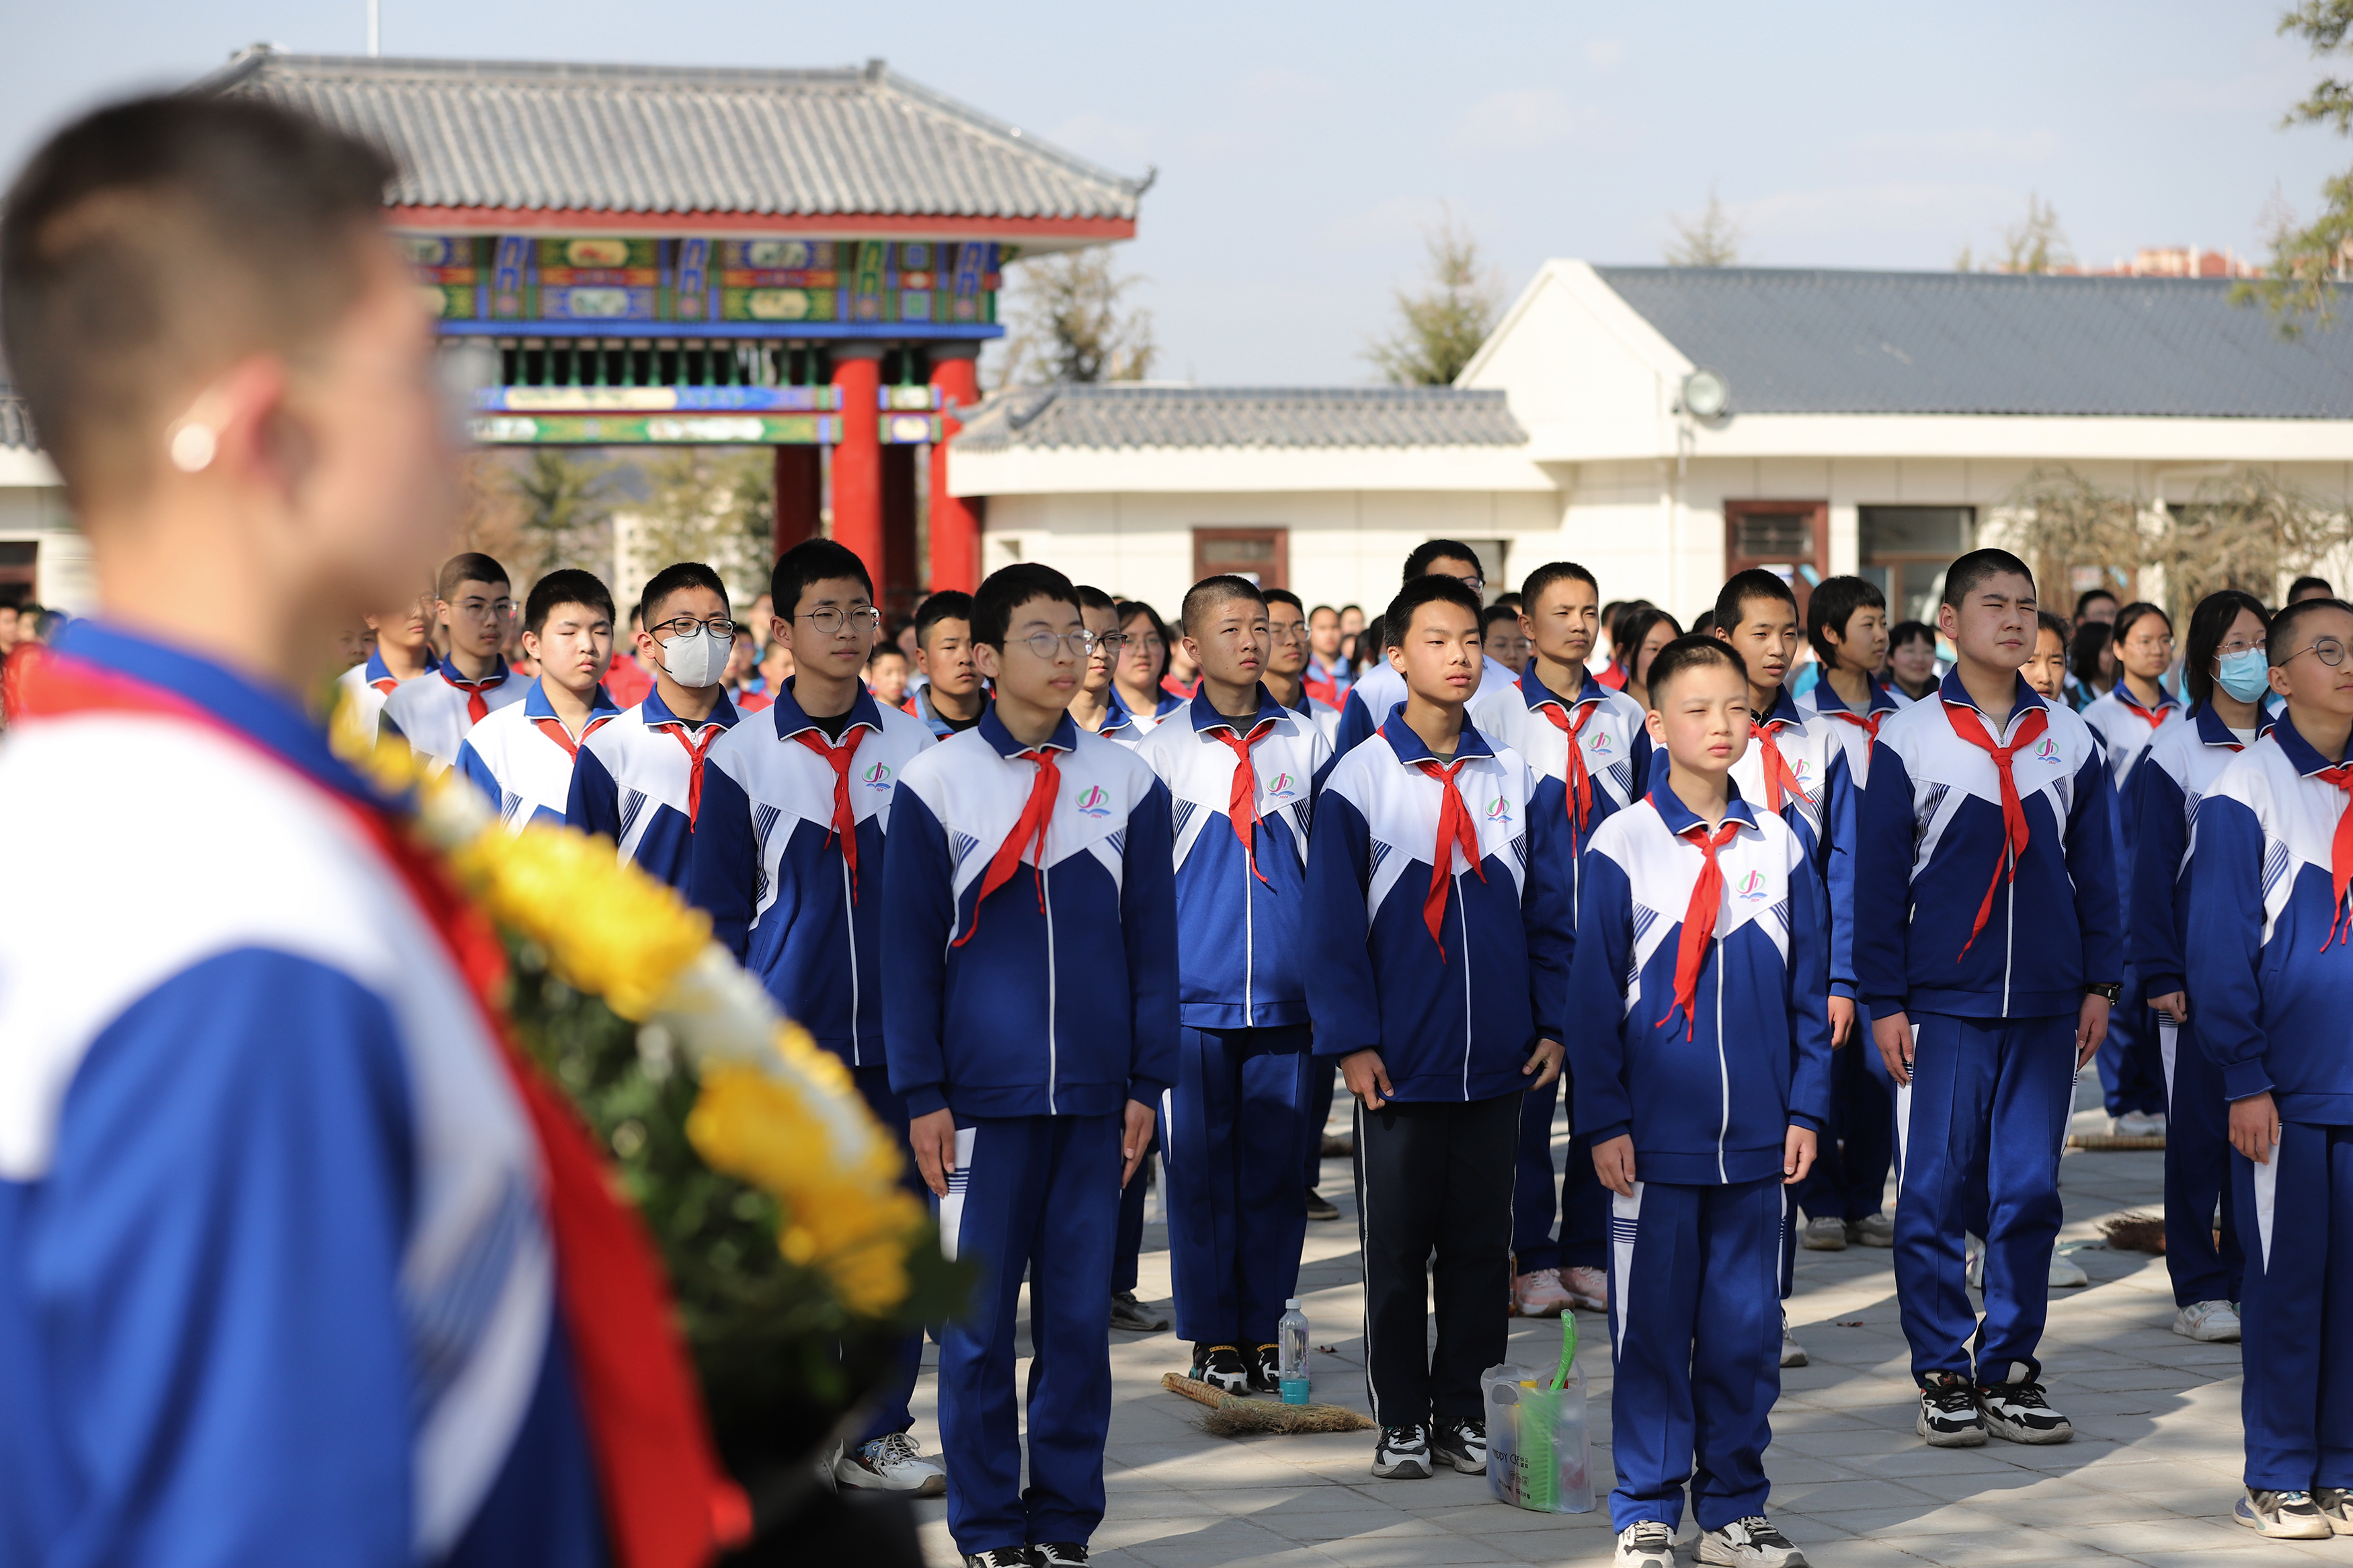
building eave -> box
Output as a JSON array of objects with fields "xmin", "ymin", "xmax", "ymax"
[
  {"xmin": 388, "ymin": 204, "xmax": 1133, "ymax": 246},
  {"xmin": 1522, "ymin": 411, "xmax": 2353, "ymax": 466}
]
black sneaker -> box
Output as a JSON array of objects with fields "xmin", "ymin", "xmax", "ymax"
[
  {"xmin": 963, "ymin": 1551, "xmax": 1034, "ymax": 1568},
  {"xmin": 1698, "ymin": 1514, "xmax": 1809, "ymax": 1565},
  {"xmin": 1109, "ymin": 1289, "xmax": 1168, "ymax": 1333},
  {"xmin": 1032, "ymin": 1545, "xmax": 1089, "ymax": 1567},
  {"xmin": 1191, "ymin": 1342, "xmax": 1251, "ymax": 1394},
  {"xmin": 1248, "ymin": 1344, "xmax": 1281, "ymax": 1393},
  {"xmin": 1305, "ymin": 1188, "xmax": 1340, "ymax": 1221},
  {"xmin": 1916, "ymin": 1371, "xmax": 1986, "ymax": 1446},
  {"xmin": 1430, "ymin": 1417, "xmax": 1488, "ymax": 1474},
  {"xmin": 1975, "ymin": 1363, "xmax": 2072, "ymax": 1444},
  {"xmin": 1370, "ymin": 1422, "xmax": 1433, "ymax": 1478}
]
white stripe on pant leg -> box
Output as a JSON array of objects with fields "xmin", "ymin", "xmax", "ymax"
[
  {"xmin": 1355, "ymin": 1098, "xmax": 1378, "ymax": 1426},
  {"xmin": 2159, "ymin": 1020, "xmax": 2178, "ymax": 1108},
  {"xmin": 1896, "ymin": 1020, "xmax": 1920, "ymax": 1176},
  {"xmin": 1610, "ymin": 1183, "xmax": 1643, "ymax": 1354},
  {"xmin": 940, "ymin": 1125, "xmax": 978, "ymax": 1263},
  {"xmin": 2255, "ymin": 1147, "xmax": 2278, "ymax": 1272}
]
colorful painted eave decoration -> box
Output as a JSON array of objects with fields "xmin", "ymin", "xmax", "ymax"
[
  {"xmin": 469, "ymin": 413, "xmax": 944, "ymax": 446},
  {"xmin": 409, "ymin": 235, "xmax": 1003, "ymax": 332},
  {"xmin": 470, "ymin": 386, "xmax": 943, "ymax": 413}
]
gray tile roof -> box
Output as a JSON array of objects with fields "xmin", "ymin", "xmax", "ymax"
[
  {"xmin": 0, "ymin": 397, "xmax": 34, "ymax": 452},
  {"xmin": 952, "ymin": 385, "xmax": 1528, "ymax": 451},
  {"xmin": 200, "ymin": 48, "xmax": 1144, "ymax": 222},
  {"xmin": 1593, "ymin": 265, "xmax": 2353, "ymax": 419}
]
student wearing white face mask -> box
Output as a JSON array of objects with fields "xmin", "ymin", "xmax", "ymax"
[{"xmin": 566, "ymin": 561, "xmax": 742, "ymax": 889}]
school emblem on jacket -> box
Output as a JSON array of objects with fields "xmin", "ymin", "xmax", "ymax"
[
  {"xmin": 1074, "ymin": 783, "xmax": 1113, "ymax": 818},
  {"xmin": 1735, "ymin": 869, "xmax": 1770, "ymax": 901},
  {"xmin": 861, "ymin": 759, "xmax": 894, "ymax": 790},
  {"xmin": 2034, "ymin": 737, "xmax": 2063, "ymax": 765},
  {"xmin": 1484, "ymin": 795, "xmax": 1513, "ymax": 825},
  {"xmin": 1265, "ymin": 771, "xmax": 1298, "ymax": 800}
]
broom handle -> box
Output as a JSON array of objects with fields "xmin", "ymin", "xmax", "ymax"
[{"xmin": 1162, "ymin": 1372, "xmax": 1243, "ymax": 1409}]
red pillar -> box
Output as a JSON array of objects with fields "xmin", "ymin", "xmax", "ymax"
[
  {"xmin": 880, "ymin": 444, "xmax": 920, "ymax": 621},
  {"xmin": 829, "ymin": 345, "xmax": 885, "ymax": 591},
  {"xmin": 928, "ymin": 345, "xmax": 983, "ymax": 593},
  {"xmin": 772, "ymin": 445, "xmax": 821, "ymax": 558}
]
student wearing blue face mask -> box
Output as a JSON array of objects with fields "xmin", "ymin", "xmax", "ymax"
[{"xmin": 2131, "ymin": 591, "xmax": 2271, "ymax": 1348}]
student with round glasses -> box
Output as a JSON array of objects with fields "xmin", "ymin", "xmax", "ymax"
[
  {"xmin": 1068, "ymin": 585, "xmax": 1144, "ymax": 745},
  {"xmin": 1111, "ymin": 600, "xmax": 1183, "ymax": 738}
]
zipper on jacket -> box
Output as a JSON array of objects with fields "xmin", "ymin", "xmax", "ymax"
[
  {"xmin": 1714, "ymin": 918, "xmax": 1730, "ymax": 1184},
  {"xmin": 1243, "ymin": 794, "xmax": 1256, "ymax": 1025},
  {"xmin": 842, "ymin": 852, "xmax": 861, "ymax": 1066},
  {"xmin": 2001, "ymin": 708, "xmax": 2018, "ymax": 1016},
  {"xmin": 1458, "ymin": 873, "xmax": 1474, "ymax": 1100},
  {"xmin": 1043, "ymin": 854, "xmax": 1059, "ymax": 1113}
]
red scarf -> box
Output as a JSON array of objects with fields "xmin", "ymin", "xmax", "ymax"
[
  {"xmin": 2117, "ymin": 685, "xmax": 2175, "ymax": 732},
  {"xmin": 1656, "ymin": 817, "xmax": 1743, "ymax": 1040},
  {"xmin": 1942, "ymin": 699, "xmax": 2052, "ymax": 959},
  {"xmin": 13, "ymin": 647, "xmax": 743, "ymax": 1568},
  {"xmin": 953, "ymin": 747, "xmax": 1062, "ymax": 947},
  {"xmin": 1414, "ymin": 756, "xmax": 1486, "ymax": 961},
  {"xmin": 440, "ymin": 664, "xmax": 506, "ymax": 725},
  {"xmin": 1536, "ymin": 698, "xmax": 1598, "ymax": 833},
  {"xmin": 1750, "ymin": 718, "xmax": 1805, "ymax": 814},
  {"xmin": 2315, "ymin": 764, "xmax": 2353, "ymax": 952},
  {"xmin": 1207, "ymin": 718, "xmax": 1277, "ymax": 886},
  {"xmin": 794, "ymin": 725, "xmax": 869, "ymax": 901},
  {"xmin": 650, "ymin": 719, "xmax": 726, "ymax": 823},
  {"xmin": 532, "ymin": 711, "xmax": 614, "ymax": 760}
]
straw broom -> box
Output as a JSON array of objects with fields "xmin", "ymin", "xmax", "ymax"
[{"xmin": 1160, "ymin": 1373, "xmax": 1375, "ymax": 1436}]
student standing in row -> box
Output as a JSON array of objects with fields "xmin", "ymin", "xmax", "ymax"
[
  {"xmin": 689, "ymin": 538, "xmax": 946, "ymax": 1495},
  {"xmin": 912, "ymin": 589, "xmax": 987, "ymax": 737},
  {"xmin": 335, "ymin": 586, "xmax": 437, "ymax": 742},
  {"xmin": 1068, "ymin": 584, "xmax": 1146, "ymax": 745},
  {"xmin": 456, "ymin": 568, "xmax": 621, "ymax": 832},
  {"xmin": 381, "ymin": 551, "xmax": 522, "ymax": 770},
  {"xmin": 1331, "ymin": 540, "xmax": 1518, "ymax": 753},
  {"xmin": 1857, "ymin": 549, "xmax": 2119, "ymax": 1450},
  {"xmin": 2131, "ymin": 590, "xmax": 2268, "ymax": 1347},
  {"xmin": 1306, "ymin": 573, "xmax": 1574, "ymax": 1482},
  {"xmin": 2020, "ymin": 612, "xmax": 2072, "ymax": 702},
  {"xmin": 1137, "ymin": 575, "xmax": 1332, "ymax": 1393},
  {"xmin": 2188, "ymin": 594, "xmax": 2353, "ymax": 1539},
  {"xmin": 1571, "ymin": 636, "xmax": 1829, "ymax": 1568},
  {"xmin": 1111, "ymin": 600, "xmax": 1184, "ymax": 735},
  {"xmin": 1470, "ymin": 561, "xmax": 1650, "ymax": 1320},
  {"xmin": 1792, "ymin": 577, "xmax": 1901, "ymax": 1253},
  {"xmin": 565, "ymin": 561, "xmax": 740, "ymax": 889},
  {"xmin": 1263, "ymin": 587, "xmax": 1344, "ymax": 746},
  {"xmin": 887, "ymin": 564, "xmax": 1179, "ymax": 1568}
]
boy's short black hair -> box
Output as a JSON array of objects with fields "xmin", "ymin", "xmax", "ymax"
[
  {"xmin": 438, "ymin": 552, "xmax": 510, "ymax": 602},
  {"xmin": 1362, "ymin": 614, "xmax": 1388, "ymax": 655},
  {"xmin": 972, "ymin": 563, "xmax": 1079, "ymax": 650},
  {"xmin": 1805, "ymin": 575, "xmax": 1888, "ymax": 666},
  {"xmin": 1519, "ymin": 561, "xmax": 1599, "ymax": 610},
  {"xmin": 768, "ymin": 538, "xmax": 872, "ymax": 619},
  {"xmin": 1264, "ymin": 587, "xmax": 1305, "ymax": 615},
  {"xmin": 1383, "ymin": 573, "xmax": 1484, "ymax": 641},
  {"xmin": 914, "ymin": 589, "xmax": 973, "ymax": 648},
  {"xmin": 1181, "ymin": 574, "xmax": 1267, "ymax": 636},
  {"xmin": 1644, "ymin": 635, "xmax": 1747, "ymax": 708},
  {"xmin": 1, "ymin": 93, "xmax": 395, "ymax": 505},
  {"xmin": 1074, "ymin": 583, "xmax": 1118, "ymax": 616},
  {"xmin": 2183, "ymin": 590, "xmax": 2269, "ymax": 711},
  {"xmin": 2290, "ymin": 575, "xmax": 2336, "ymax": 602},
  {"xmin": 2074, "ymin": 587, "xmax": 2119, "ymax": 619},
  {"xmin": 2035, "ymin": 610, "xmax": 2072, "ymax": 645},
  {"xmin": 1889, "ymin": 618, "xmax": 1936, "ymax": 651},
  {"xmin": 1943, "ymin": 548, "xmax": 2035, "ymax": 608},
  {"xmin": 866, "ymin": 642, "xmax": 909, "ymax": 667},
  {"xmin": 2268, "ymin": 597, "xmax": 2353, "ymax": 667},
  {"xmin": 1482, "ymin": 602, "xmax": 1521, "ymax": 633},
  {"xmin": 1688, "ymin": 609, "xmax": 1719, "ymax": 638},
  {"xmin": 2069, "ymin": 620, "xmax": 2113, "ymax": 687},
  {"xmin": 1714, "ymin": 569, "xmax": 1798, "ymax": 632},
  {"xmin": 640, "ymin": 561, "xmax": 729, "ymax": 627},
  {"xmin": 524, "ymin": 568, "xmax": 615, "ymax": 636},
  {"xmin": 1402, "ymin": 538, "xmax": 1485, "ymax": 582}
]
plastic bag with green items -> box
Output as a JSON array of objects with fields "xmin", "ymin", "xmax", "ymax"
[{"xmin": 1479, "ymin": 1313, "xmax": 1595, "ymax": 1512}]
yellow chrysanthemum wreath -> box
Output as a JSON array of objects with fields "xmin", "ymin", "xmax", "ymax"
[{"xmin": 336, "ymin": 708, "xmax": 927, "ymax": 1317}]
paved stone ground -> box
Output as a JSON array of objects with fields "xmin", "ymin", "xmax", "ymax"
[{"xmin": 902, "ymin": 1088, "xmax": 2288, "ymax": 1567}]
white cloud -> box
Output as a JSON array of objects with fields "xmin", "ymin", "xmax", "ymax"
[
  {"xmin": 1047, "ymin": 112, "xmax": 1154, "ymax": 166},
  {"xmin": 1583, "ymin": 38, "xmax": 1629, "ymax": 74},
  {"xmin": 1447, "ymin": 87, "xmax": 1616, "ymax": 155}
]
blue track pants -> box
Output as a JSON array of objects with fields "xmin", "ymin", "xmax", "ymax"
[
  {"xmin": 1605, "ymin": 1176, "xmax": 1785, "ymax": 1532},
  {"xmin": 850, "ymin": 1065, "xmax": 925, "ymax": 1446},
  {"xmin": 2159, "ymin": 1017, "xmax": 2243, "ymax": 1308},
  {"xmin": 1160, "ymin": 1025, "xmax": 1312, "ymax": 1347},
  {"xmin": 936, "ymin": 1114, "xmax": 1120, "ymax": 1555},
  {"xmin": 1513, "ymin": 1063, "xmax": 1608, "ymax": 1274},
  {"xmin": 1893, "ymin": 1012, "xmax": 2074, "ymax": 1382},
  {"xmin": 2234, "ymin": 1121, "xmax": 2353, "ymax": 1493}
]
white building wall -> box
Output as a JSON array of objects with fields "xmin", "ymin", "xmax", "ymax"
[{"xmin": 0, "ymin": 448, "xmax": 92, "ymax": 614}]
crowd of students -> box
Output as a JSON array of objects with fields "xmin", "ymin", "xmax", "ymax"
[{"xmin": 312, "ymin": 518, "xmax": 2353, "ymax": 1568}]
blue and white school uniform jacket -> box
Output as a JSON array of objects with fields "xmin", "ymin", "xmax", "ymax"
[
  {"xmin": 455, "ymin": 677, "xmax": 623, "ymax": 834},
  {"xmin": 334, "ymin": 644, "xmax": 439, "ymax": 743},
  {"xmin": 1470, "ymin": 666, "xmax": 1652, "ymax": 910},
  {"xmin": 1855, "ymin": 671, "xmax": 2122, "ymax": 1020},
  {"xmin": 565, "ymin": 687, "xmax": 740, "ymax": 889},
  {"xmin": 1796, "ymin": 675, "xmax": 1905, "ymax": 999},
  {"xmin": 1731, "ymin": 686, "xmax": 1843, "ymax": 877},
  {"xmin": 881, "ymin": 708, "xmax": 1181, "ymax": 1121},
  {"xmin": 382, "ymin": 660, "xmax": 526, "ymax": 772},
  {"xmin": 1332, "ymin": 653, "xmax": 1519, "ymax": 755},
  {"xmin": 2186, "ymin": 717, "xmax": 2353, "ymax": 1116},
  {"xmin": 1093, "ymin": 688, "xmax": 1150, "ymax": 749},
  {"xmin": 1280, "ymin": 685, "xmax": 1343, "ymax": 749},
  {"xmin": 0, "ymin": 622, "xmax": 599, "ymax": 1566},
  {"xmin": 1566, "ymin": 782, "xmax": 1833, "ymax": 1184},
  {"xmin": 1303, "ymin": 706, "xmax": 1576, "ymax": 1101},
  {"xmin": 2129, "ymin": 704, "xmax": 2270, "ymax": 1001},
  {"xmin": 688, "ymin": 680, "xmax": 934, "ymax": 1069},
  {"xmin": 1133, "ymin": 687, "xmax": 1333, "ymax": 1029},
  {"xmin": 2083, "ymin": 683, "xmax": 2184, "ymax": 798}
]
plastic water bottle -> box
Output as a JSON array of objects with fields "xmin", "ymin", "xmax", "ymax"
[{"xmin": 1277, "ymin": 1298, "xmax": 1311, "ymax": 1405}]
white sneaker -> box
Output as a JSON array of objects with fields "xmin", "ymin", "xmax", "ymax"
[
  {"xmin": 1616, "ymin": 1520, "xmax": 1678, "ymax": 1566},
  {"xmin": 1800, "ymin": 1215, "xmax": 1848, "ymax": 1250},
  {"xmin": 2174, "ymin": 1299, "xmax": 2243, "ymax": 1342},
  {"xmin": 2114, "ymin": 1110, "xmax": 2166, "ymax": 1138},
  {"xmin": 2237, "ymin": 1487, "xmax": 2332, "ymax": 1538},
  {"xmin": 1846, "ymin": 1212, "xmax": 1895, "ymax": 1247},
  {"xmin": 1698, "ymin": 1514, "xmax": 1810, "ymax": 1566},
  {"xmin": 834, "ymin": 1432, "xmax": 947, "ymax": 1495},
  {"xmin": 1779, "ymin": 1309, "xmax": 1808, "ymax": 1368}
]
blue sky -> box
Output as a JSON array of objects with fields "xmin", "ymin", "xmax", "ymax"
[{"xmin": 4, "ymin": 1, "xmax": 2344, "ymax": 383}]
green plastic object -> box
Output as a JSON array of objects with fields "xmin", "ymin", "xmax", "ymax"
[{"xmin": 1515, "ymin": 1315, "xmax": 1577, "ymax": 1509}]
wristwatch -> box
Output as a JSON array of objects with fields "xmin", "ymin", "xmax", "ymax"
[{"xmin": 2083, "ymin": 983, "xmax": 2122, "ymax": 1003}]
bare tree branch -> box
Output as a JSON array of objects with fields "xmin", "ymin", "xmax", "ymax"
[{"xmin": 1365, "ymin": 211, "xmax": 1505, "ymax": 386}]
